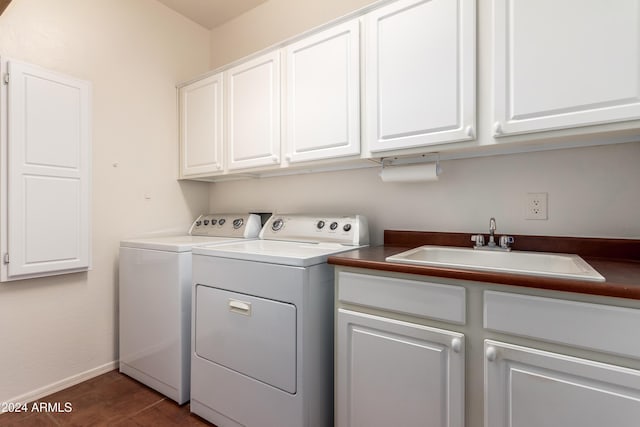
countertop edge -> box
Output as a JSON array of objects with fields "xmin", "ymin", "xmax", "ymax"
[{"xmin": 328, "ymin": 244, "xmax": 640, "ymax": 301}]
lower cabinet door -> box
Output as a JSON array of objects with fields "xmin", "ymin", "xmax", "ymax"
[
  {"xmin": 336, "ymin": 309, "xmax": 464, "ymax": 427},
  {"xmin": 484, "ymin": 340, "xmax": 640, "ymax": 427}
]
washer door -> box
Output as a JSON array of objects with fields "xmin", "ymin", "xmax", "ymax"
[{"xmin": 194, "ymin": 285, "xmax": 297, "ymax": 394}]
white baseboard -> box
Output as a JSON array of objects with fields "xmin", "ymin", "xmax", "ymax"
[{"xmin": 4, "ymin": 361, "xmax": 118, "ymax": 407}]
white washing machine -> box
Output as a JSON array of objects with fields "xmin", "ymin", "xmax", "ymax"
[
  {"xmin": 190, "ymin": 214, "xmax": 369, "ymax": 427},
  {"xmin": 119, "ymin": 213, "xmax": 262, "ymax": 404}
]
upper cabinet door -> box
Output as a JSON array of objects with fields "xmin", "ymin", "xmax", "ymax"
[
  {"xmin": 226, "ymin": 51, "xmax": 281, "ymax": 171},
  {"xmin": 493, "ymin": 0, "xmax": 640, "ymax": 137},
  {"xmin": 179, "ymin": 73, "xmax": 224, "ymax": 177},
  {"xmin": 284, "ymin": 19, "xmax": 360, "ymax": 164},
  {"xmin": 5, "ymin": 59, "xmax": 91, "ymax": 279},
  {"xmin": 365, "ymin": 0, "xmax": 476, "ymax": 154}
]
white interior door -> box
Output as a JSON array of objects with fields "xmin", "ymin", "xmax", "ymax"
[{"xmin": 5, "ymin": 59, "xmax": 91, "ymax": 279}]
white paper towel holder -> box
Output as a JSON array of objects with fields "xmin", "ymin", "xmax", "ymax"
[{"xmin": 379, "ymin": 154, "xmax": 442, "ymax": 183}]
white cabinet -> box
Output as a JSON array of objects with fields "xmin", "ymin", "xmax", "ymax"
[
  {"xmin": 484, "ymin": 290, "xmax": 640, "ymax": 427},
  {"xmin": 364, "ymin": 0, "xmax": 476, "ymax": 153},
  {"xmin": 335, "ymin": 271, "xmax": 465, "ymax": 427},
  {"xmin": 226, "ymin": 51, "xmax": 281, "ymax": 171},
  {"xmin": 179, "ymin": 73, "xmax": 224, "ymax": 177},
  {"xmin": 284, "ymin": 19, "xmax": 360, "ymax": 163},
  {"xmin": 485, "ymin": 340, "xmax": 640, "ymax": 427},
  {"xmin": 493, "ymin": 0, "xmax": 640, "ymax": 136},
  {"xmin": 1, "ymin": 58, "xmax": 91, "ymax": 281},
  {"xmin": 337, "ymin": 310, "xmax": 464, "ymax": 427},
  {"xmin": 335, "ymin": 267, "xmax": 640, "ymax": 427}
]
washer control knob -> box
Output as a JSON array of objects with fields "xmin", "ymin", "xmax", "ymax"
[
  {"xmin": 317, "ymin": 220, "xmax": 325, "ymax": 229},
  {"xmin": 330, "ymin": 222, "xmax": 339, "ymax": 230},
  {"xmin": 272, "ymin": 218, "xmax": 284, "ymax": 232},
  {"xmin": 233, "ymin": 218, "xmax": 244, "ymax": 229},
  {"xmin": 211, "ymin": 219, "xmax": 217, "ymax": 226},
  {"xmin": 195, "ymin": 221, "xmax": 202, "ymax": 226},
  {"xmin": 343, "ymin": 224, "xmax": 352, "ymax": 232},
  {"xmin": 218, "ymin": 219, "xmax": 226, "ymax": 226},
  {"xmin": 203, "ymin": 219, "xmax": 210, "ymax": 225}
]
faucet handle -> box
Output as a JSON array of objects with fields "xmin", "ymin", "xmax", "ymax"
[
  {"xmin": 471, "ymin": 234, "xmax": 485, "ymax": 247},
  {"xmin": 499, "ymin": 235, "xmax": 514, "ymax": 250}
]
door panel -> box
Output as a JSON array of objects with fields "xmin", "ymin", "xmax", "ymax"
[
  {"xmin": 493, "ymin": 0, "xmax": 640, "ymax": 135},
  {"xmin": 485, "ymin": 340, "xmax": 640, "ymax": 427},
  {"xmin": 180, "ymin": 73, "xmax": 224, "ymax": 176},
  {"xmin": 226, "ymin": 51, "xmax": 281, "ymax": 170},
  {"xmin": 337, "ymin": 309, "xmax": 464, "ymax": 427},
  {"xmin": 285, "ymin": 19, "xmax": 360, "ymax": 163},
  {"xmin": 195, "ymin": 285, "xmax": 297, "ymax": 393},
  {"xmin": 365, "ymin": 0, "xmax": 476, "ymax": 152},
  {"xmin": 6, "ymin": 59, "xmax": 91, "ymax": 278}
]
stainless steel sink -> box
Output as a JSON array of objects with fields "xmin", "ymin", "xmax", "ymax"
[{"xmin": 386, "ymin": 245, "xmax": 605, "ymax": 282}]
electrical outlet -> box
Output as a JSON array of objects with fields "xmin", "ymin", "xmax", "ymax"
[{"xmin": 525, "ymin": 192, "xmax": 548, "ymax": 220}]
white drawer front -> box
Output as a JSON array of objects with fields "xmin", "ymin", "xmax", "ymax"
[
  {"xmin": 484, "ymin": 291, "xmax": 640, "ymax": 359},
  {"xmin": 338, "ymin": 272, "xmax": 465, "ymax": 324}
]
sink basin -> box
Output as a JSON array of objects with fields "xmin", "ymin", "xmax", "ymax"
[{"xmin": 386, "ymin": 245, "xmax": 605, "ymax": 282}]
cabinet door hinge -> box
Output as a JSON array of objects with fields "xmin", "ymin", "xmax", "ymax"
[
  {"xmin": 3, "ymin": 253, "xmax": 9, "ymax": 264},
  {"xmin": 3, "ymin": 73, "xmax": 8, "ymax": 85}
]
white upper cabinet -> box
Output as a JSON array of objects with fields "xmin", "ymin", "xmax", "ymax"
[
  {"xmin": 284, "ymin": 19, "xmax": 360, "ymax": 164},
  {"xmin": 179, "ymin": 73, "xmax": 224, "ymax": 177},
  {"xmin": 493, "ymin": 0, "xmax": 640, "ymax": 136},
  {"xmin": 226, "ymin": 50, "xmax": 281, "ymax": 171},
  {"xmin": 365, "ymin": 0, "xmax": 476, "ymax": 154},
  {"xmin": 2, "ymin": 58, "xmax": 91, "ymax": 281}
]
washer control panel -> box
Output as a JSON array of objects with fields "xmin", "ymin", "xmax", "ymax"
[
  {"xmin": 190, "ymin": 214, "xmax": 262, "ymax": 238},
  {"xmin": 260, "ymin": 214, "xmax": 369, "ymax": 245}
]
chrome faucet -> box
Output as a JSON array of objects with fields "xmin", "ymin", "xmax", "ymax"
[
  {"xmin": 488, "ymin": 217, "xmax": 497, "ymax": 247},
  {"xmin": 471, "ymin": 217, "xmax": 514, "ymax": 251}
]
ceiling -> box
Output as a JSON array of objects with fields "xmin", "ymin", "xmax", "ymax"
[{"xmin": 156, "ymin": 0, "xmax": 268, "ymax": 30}]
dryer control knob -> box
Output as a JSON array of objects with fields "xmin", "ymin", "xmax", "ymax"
[
  {"xmin": 330, "ymin": 222, "xmax": 339, "ymax": 230},
  {"xmin": 343, "ymin": 224, "xmax": 352, "ymax": 232},
  {"xmin": 272, "ymin": 218, "xmax": 284, "ymax": 232},
  {"xmin": 211, "ymin": 219, "xmax": 217, "ymax": 226},
  {"xmin": 218, "ymin": 219, "xmax": 226, "ymax": 226},
  {"xmin": 233, "ymin": 218, "xmax": 244, "ymax": 229},
  {"xmin": 317, "ymin": 220, "xmax": 325, "ymax": 229},
  {"xmin": 203, "ymin": 219, "xmax": 210, "ymax": 225}
]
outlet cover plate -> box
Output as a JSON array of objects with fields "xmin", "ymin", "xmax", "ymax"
[{"xmin": 525, "ymin": 192, "xmax": 548, "ymax": 220}]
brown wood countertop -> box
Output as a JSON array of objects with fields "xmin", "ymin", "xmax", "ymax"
[{"xmin": 328, "ymin": 231, "xmax": 640, "ymax": 300}]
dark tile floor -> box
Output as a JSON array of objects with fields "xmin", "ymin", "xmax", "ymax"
[{"xmin": 0, "ymin": 370, "xmax": 214, "ymax": 426}]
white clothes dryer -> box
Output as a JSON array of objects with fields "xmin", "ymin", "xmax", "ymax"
[
  {"xmin": 190, "ymin": 214, "xmax": 368, "ymax": 426},
  {"xmin": 119, "ymin": 213, "xmax": 261, "ymax": 404}
]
